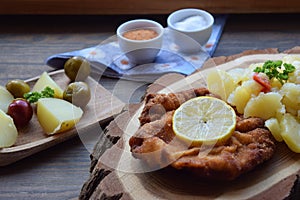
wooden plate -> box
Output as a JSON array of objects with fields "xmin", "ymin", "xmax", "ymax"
[
  {"xmin": 81, "ymin": 52, "xmax": 300, "ymax": 200},
  {"xmin": 0, "ymin": 69, "xmax": 125, "ymax": 166}
]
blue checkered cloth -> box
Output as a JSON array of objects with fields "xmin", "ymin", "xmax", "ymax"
[{"xmin": 46, "ymin": 15, "xmax": 227, "ymax": 82}]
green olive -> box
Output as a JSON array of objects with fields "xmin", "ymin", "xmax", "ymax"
[
  {"xmin": 6, "ymin": 79, "xmax": 31, "ymax": 98},
  {"xmin": 63, "ymin": 82, "xmax": 91, "ymax": 108},
  {"xmin": 64, "ymin": 56, "xmax": 91, "ymax": 82}
]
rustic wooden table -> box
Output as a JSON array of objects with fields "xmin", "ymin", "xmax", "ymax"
[{"xmin": 0, "ymin": 14, "xmax": 300, "ymax": 200}]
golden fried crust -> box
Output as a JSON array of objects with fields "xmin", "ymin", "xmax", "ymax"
[
  {"xmin": 130, "ymin": 88, "xmax": 276, "ymax": 180},
  {"xmin": 236, "ymin": 115, "xmax": 265, "ymax": 132},
  {"xmin": 139, "ymin": 88, "xmax": 210, "ymax": 125},
  {"xmin": 171, "ymin": 128, "xmax": 275, "ymax": 180}
]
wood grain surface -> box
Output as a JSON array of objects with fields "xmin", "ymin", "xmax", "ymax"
[
  {"xmin": 2, "ymin": 0, "xmax": 300, "ymax": 15},
  {"xmin": 1, "ymin": 14, "xmax": 300, "ymax": 199},
  {"xmin": 80, "ymin": 49, "xmax": 300, "ymax": 199}
]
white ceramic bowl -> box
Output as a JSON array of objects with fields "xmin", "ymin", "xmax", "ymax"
[
  {"xmin": 117, "ymin": 19, "xmax": 164, "ymax": 64},
  {"xmin": 167, "ymin": 8, "xmax": 214, "ymax": 53}
]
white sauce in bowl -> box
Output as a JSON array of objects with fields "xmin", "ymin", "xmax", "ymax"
[{"xmin": 174, "ymin": 15, "xmax": 208, "ymax": 31}]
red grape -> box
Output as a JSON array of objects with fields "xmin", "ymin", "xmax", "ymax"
[{"xmin": 7, "ymin": 99, "xmax": 33, "ymax": 128}]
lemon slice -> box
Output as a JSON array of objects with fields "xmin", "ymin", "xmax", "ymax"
[{"xmin": 172, "ymin": 96, "xmax": 236, "ymax": 146}]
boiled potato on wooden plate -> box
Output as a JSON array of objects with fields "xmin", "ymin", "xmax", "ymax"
[{"xmin": 207, "ymin": 55, "xmax": 300, "ymax": 153}]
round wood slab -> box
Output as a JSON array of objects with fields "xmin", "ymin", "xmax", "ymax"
[{"xmin": 80, "ymin": 47, "xmax": 300, "ymax": 200}]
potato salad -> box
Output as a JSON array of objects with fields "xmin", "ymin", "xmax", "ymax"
[{"xmin": 207, "ymin": 55, "xmax": 300, "ymax": 153}]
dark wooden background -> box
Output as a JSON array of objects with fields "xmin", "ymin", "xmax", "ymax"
[
  {"xmin": 0, "ymin": 14, "xmax": 300, "ymax": 199},
  {"xmin": 2, "ymin": 0, "xmax": 300, "ymax": 14}
]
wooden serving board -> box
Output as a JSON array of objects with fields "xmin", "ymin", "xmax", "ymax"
[
  {"xmin": 80, "ymin": 47, "xmax": 300, "ymax": 200},
  {"xmin": 0, "ymin": 69, "xmax": 125, "ymax": 166}
]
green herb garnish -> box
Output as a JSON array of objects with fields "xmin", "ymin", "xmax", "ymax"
[
  {"xmin": 24, "ymin": 86, "xmax": 55, "ymax": 103},
  {"xmin": 253, "ymin": 60, "xmax": 296, "ymax": 84}
]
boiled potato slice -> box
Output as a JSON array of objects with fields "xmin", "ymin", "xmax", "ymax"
[
  {"xmin": 280, "ymin": 113, "xmax": 300, "ymax": 153},
  {"xmin": 282, "ymin": 55, "xmax": 300, "ymax": 64},
  {"xmin": 283, "ymin": 56, "xmax": 300, "ymax": 83},
  {"xmin": 287, "ymin": 59, "xmax": 300, "ymax": 84},
  {"xmin": 292, "ymin": 60, "xmax": 300, "ymax": 68},
  {"xmin": 0, "ymin": 109, "xmax": 18, "ymax": 148},
  {"xmin": 244, "ymin": 92, "xmax": 283, "ymax": 120},
  {"xmin": 227, "ymin": 86, "xmax": 251, "ymax": 114},
  {"xmin": 227, "ymin": 68, "xmax": 247, "ymax": 84},
  {"xmin": 270, "ymin": 78, "xmax": 282, "ymax": 90},
  {"xmin": 37, "ymin": 98, "xmax": 83, "ymax": 135},
  {"xmin": 242, "ymin": 80, "xmax": 263, "ymax": 96},
  {"xmin": 207, "ymin": 69, "xmax": 237, "ymax": 101},
  {"xmin": 32, "ymin": 72, "xmax": 63, "ymax": 98},
  {"xmin": 282, "ymin": 96, "xmax": 300, "ymax": 116},
  {"xmin": 265, "ymin": 118, "xmax": 283, "ymax": 142},
  {"xmin": 227, "ymin": 80, "xmax": 262, "ymax": 114},
  {"xmin": 0, "ymin": 86, "xmax": 14, "ymax": 113},
  {"xmin": 280, "ymin": 83, "xmax": 300, "ymax": 115},
  {"xmin": 288, "ymin": 67, "xmax": 300, "ymax": 84},
  {"xmin": 280, "ymin": 83, "xmax": 300, "ymax": 102}
]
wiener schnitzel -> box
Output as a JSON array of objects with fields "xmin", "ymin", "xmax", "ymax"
[{"xmin": 129, "ymin": 88, "xmax": 276, "ymax": 180}]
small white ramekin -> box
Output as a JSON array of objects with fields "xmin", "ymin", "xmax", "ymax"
[
  {"xmin": 117, "ymin": 19, "xmax": 164, "ymax": 64},
  {"xmin": 167, "ymin": 8, "xmax": 214, "ymax": 53}
]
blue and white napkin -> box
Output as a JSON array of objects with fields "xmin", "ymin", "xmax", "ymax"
[{"xmin": 46, "ymin": 15, "xmax": 227, "ymax": 83}]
